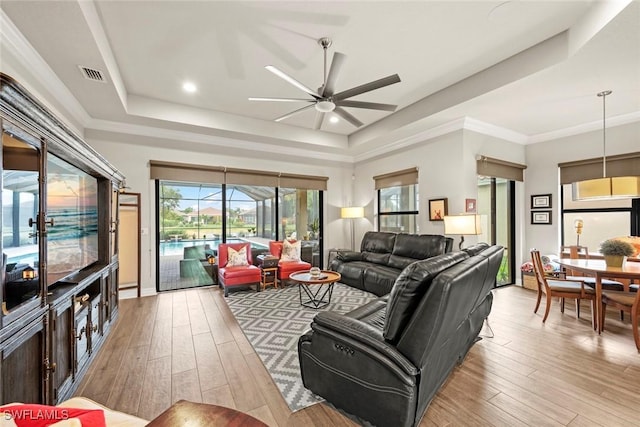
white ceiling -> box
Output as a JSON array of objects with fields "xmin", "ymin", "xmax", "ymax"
[{"xmin": 1, "ymin": 1, "xmax": 639, "ymax": 160}]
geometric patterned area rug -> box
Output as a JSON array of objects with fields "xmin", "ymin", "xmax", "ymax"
[{"xmin": 226, "ymin": 283, "xmax": 378, "ymax": 412}]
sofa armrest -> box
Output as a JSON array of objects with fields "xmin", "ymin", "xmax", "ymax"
[
  {"xmin": 336, "ymin": 251, "xmax": 363, "ymax": 262},
  {"xmin": 313, "ymin": 311, "xmax": 418, "ymax": 377}
]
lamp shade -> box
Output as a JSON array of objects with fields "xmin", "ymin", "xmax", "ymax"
[
  {"xmin": 443, "ymin": 214, "xmax": 482, "ymax": 235},
  {"xmin": 22, "ymin": 266, "xmax": 36, "ymax": 280},
  {"xmin": 341, "ymin": 206, "xmax": 364, "ymax": 219},
  {"xmin": 572, "ymin": 176, "xmax": 640, "ymax": 201}
]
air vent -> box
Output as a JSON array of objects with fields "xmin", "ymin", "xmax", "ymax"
[{"xmin": 78, "ymin": 66, "xmax": 106, "ymax": 83}]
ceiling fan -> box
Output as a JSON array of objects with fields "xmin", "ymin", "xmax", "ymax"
[{"xmin": 249, "ymin": 37, "xmax": 401, "ymax": 130}]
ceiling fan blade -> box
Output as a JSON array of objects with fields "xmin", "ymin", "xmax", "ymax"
[
  {"xmin": 334, "ymin": 107, "xmax": 364, "ymax": 128},
  {"xmin": 313, "ymin": 112, "xmax": 325, "ymax": 130},
  {"xmin": 333, "ymin": 74, "xmax": 401, "ymax": 101},
  {"xmin": 336, "ymin": 100, "xmax": 397, "ymax": 111},
  {"xmin": 274, "ymin": 103, "xmax": 317, "ymax": 122},
  {"xmin": 249, "ymin": 97, "xmax": 314, "ymax": 102},
  {"xmin": 322, "ymin": 52, "xmax": 346, "ymax": 96},
  {"xmin": 265, "ymin": 65, "xmax": 320, "ymax": 99}
]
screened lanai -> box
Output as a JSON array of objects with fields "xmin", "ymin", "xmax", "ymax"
[{"xmin": 157, "ymin": 180, "xmax": 321, "ymax": 292}]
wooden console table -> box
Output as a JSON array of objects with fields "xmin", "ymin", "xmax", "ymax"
[{"xmin": 146, "ymin": 400, "xmax": 268, "ymax": 427}]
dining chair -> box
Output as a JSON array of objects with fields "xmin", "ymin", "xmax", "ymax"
[
  {"xmin": 601, "ymin": 287, "xmax": 640, "ymax": 351},
  {"xmin": 531, "ymin": 250, "xmax": 596, "ymax": 327}
]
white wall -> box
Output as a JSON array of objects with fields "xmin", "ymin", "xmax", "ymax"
[
  {"xmin": 524, "ymin": 121, "xmax": 640, "ymax": 255},
  {"xmin": 353, "ymin": 129, "xmax": 528, "ymax": 270},
  {"xmin": 87, "ymin": 136, "xmax": 353, "ymax": 296}
]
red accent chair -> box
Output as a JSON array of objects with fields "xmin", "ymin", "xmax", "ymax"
[
  {"xmin": 269, "ymin": 240, "xmax": 311, "ymax": 282},
  {"xmin": 218, "ymin": 243, "xmax": 261, "ymax": 297}
]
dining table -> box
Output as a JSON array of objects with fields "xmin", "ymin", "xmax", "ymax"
[{"xmin": 555, "ymin": 258, "xmax": 640, "ymax": 333}]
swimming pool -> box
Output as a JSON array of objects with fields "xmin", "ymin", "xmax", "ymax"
[{"xmin": 159, "ymin": 239, "xmax": 267, "ymax": 256}]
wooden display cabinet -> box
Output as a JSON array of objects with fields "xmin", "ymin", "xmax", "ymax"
[{"xmin": 0, "ymin": 73, "xmax": 125, "ymax": 405}]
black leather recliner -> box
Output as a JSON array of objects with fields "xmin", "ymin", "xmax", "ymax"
[
  {"xmin": 299, "ymin": 244, "xmax": 504, "ymax": 427},
  {"xmin": 329, "ymin": 231, "xmax": 454, "ymax": 296}
]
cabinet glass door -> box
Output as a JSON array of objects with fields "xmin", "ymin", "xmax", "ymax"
[{"xmin": 2, "ymin": 125, "xmax": 42, "ymax": 315}]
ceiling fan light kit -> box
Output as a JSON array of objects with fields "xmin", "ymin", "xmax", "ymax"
[{"xmin": 250, "ymin": 37, "xmax": 401, "ymax": 130}]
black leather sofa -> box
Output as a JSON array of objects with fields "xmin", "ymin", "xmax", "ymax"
[
  {"xmin": 299, "ymin": 243, "xmax": 503, "ymax": 427},
  {"xmin": 329, "ymin": 231, "xmax": 454, "ymax": 296}
]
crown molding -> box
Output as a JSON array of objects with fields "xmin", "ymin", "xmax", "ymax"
[{"xmin": 463, "ymin": 117, "xmax": 529, "ymax": 144}]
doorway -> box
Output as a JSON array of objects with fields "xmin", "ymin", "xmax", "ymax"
[
  {"xmin": 477, "ymin": 177, "xmax": 515, "ymax": 286},
  {"xmin": 118, "ymin": 192, "xmax": 141, "ymax": 297}
]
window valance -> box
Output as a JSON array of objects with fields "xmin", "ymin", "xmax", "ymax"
[
  {"xmin": 149, "ymin": 160, "xmax": 327, "ymax": 191},
  {"xmin": 476, "ymin": 155, "xmax": 527, "ymax": 182},
  {"xmin": 558, "ymin": 152, "xmax": 640, "ymax": 184},
  {"xmin": 373, "ymin": 167, "xmax": 418, "ymax": 190}
]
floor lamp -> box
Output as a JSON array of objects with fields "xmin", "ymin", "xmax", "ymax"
[
  {"xmin": 341, "ymin": 207, "xmax": 364, "ymax": 251},
  {"xmin": 443, "ymin": 214, "xmax": 482, "ymax": 250}
]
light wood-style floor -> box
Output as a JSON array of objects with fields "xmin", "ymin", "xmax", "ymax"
[{"xmin": 75, "ymin": 285, "xmax": 640, "ymax": 426}]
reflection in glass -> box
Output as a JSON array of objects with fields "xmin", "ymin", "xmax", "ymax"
[{"xmin": 2, "ymin": 131, "xmax": 40, "ymax": 312}]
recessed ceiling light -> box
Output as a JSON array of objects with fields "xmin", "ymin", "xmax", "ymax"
[
  {"xmin": 329, "ymin": 116, "xmax": 339, "ymax": 124},
  {"xmin": 182, "ymin": 82, "xmax": 197, "ymax": 93}
]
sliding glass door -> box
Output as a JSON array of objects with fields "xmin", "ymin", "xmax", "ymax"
[
  {"xmin": 477, "ymin": 177, "xmax": 515, "ymax": 286},
  {"xmin": 156, "ymin": 180, "xmax": 321, "ymax": 291}
]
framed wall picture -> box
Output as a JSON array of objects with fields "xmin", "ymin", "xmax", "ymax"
[
  {"xmin": 465, "ymin": 198, "xmax": 476, "ymax": 213},
  {"xmin": 429, "ymin": 198, "xmax": 448, "ymax": 221},
  {"xmin": 531, "ymin": 194, "xmax": 552, "ymax": 209},
  {"xmin": 531, "ymin": 210, "xmax": 552, "ymax": 225}
]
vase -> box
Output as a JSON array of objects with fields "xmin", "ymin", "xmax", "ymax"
[{"xmin": 604, "ymin": 255, "xmax": 626, "ymax": 268}]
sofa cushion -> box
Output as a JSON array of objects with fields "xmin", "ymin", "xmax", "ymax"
[
  {"xmin": 332, "ymin": 261, "xmax": 371, "ymax": 290},
  {"xmin": 278, "ymin": 259, "xmax": 311, "ymax": 280},
  {"xmin": 462, "ymin": 242, "xmax": 490, "ymax": 256},
  {"xmin": 360, "ymin": 231, "xmax": 397, "ymax": 253},
  {"xmin": 388, "ymin": 234, "xmax": 449, "ymax": 270},
  {"xmin": 344, "ymin": 296, "xmax": 389, "ymax": 331},
  {"xmin": 363, "ymin": 265, "xmax": 401, "ymax": 296},
  {"xmin": 384, "ymin": 251, "xmax": 470, "ymax": 343},
  {"xmin": 362, "ymin": 251, "xmax": 391, "ymax": 266}
]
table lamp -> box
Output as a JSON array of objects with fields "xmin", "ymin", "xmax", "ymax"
[
  {"xmin": 574, "ymin": 218, "xmax": 583, "ymax": 246},
  {"xmin": 443, "ymin": 214, "xmax": 482, "ymax": 250},
  {"xmin": 22, "ymin": 266, "xmax": 36, "ymax": 280}
]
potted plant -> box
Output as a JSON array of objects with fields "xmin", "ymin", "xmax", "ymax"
[
  {"xmin": 308, "ymin": 218, "xmax": 319, "ymax": 239},
  {"xmin": 599, "ymin": 239, "xmax": 635, "ymax": 267}
]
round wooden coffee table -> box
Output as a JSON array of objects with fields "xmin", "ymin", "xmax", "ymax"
[
  {"xmin": 146, "ymin": 400, "xmax": 267, "ymax": 426},
  {"xmin": 289, "ymin": 270, "xmax": 341, "ymax": 309}
]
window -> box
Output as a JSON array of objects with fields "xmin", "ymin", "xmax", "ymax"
[
  {"xmin": 377, "ymin": 184, "xmax": 419, "ymax": 233},
  {"xmin": 152, "ymin": 163, "xmax": 327, "ymax": 291},
  {"xmin": 561, "ymin": 184, "xmax": 638, "ymax": 252},
  {"xmin": 374, "ymin": 168, "xmax": 419, "ymax": 233}
]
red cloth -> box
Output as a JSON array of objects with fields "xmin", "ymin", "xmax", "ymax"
[{"xmin": 0, "ymin": 404, "xmax": 106, "ymax": 427}]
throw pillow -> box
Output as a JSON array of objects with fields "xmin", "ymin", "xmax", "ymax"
[
  {"xmin": 227, "ymin": 246, "xmax": 249, "ymax": 267},
  {"xmin": 281, "ymin": 240, "xmax": 301, "ymax": 262}
]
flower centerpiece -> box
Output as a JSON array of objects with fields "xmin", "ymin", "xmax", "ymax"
[{"xmin": 599, "ymin": 238, "xmax": 635, "ymax": 267}]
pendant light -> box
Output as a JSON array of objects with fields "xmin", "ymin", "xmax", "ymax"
[{"xmin": 572, "ymin": 90, "xmax": 640, "ymax": 201}]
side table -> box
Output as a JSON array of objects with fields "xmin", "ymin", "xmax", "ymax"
[
  {"xmin": 203, "ymin": 262, "xmax": 218, "ymax": 285},
  {"xmin": 260, "ymin": 266, "xmax": 278, "ymax": 290}
]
